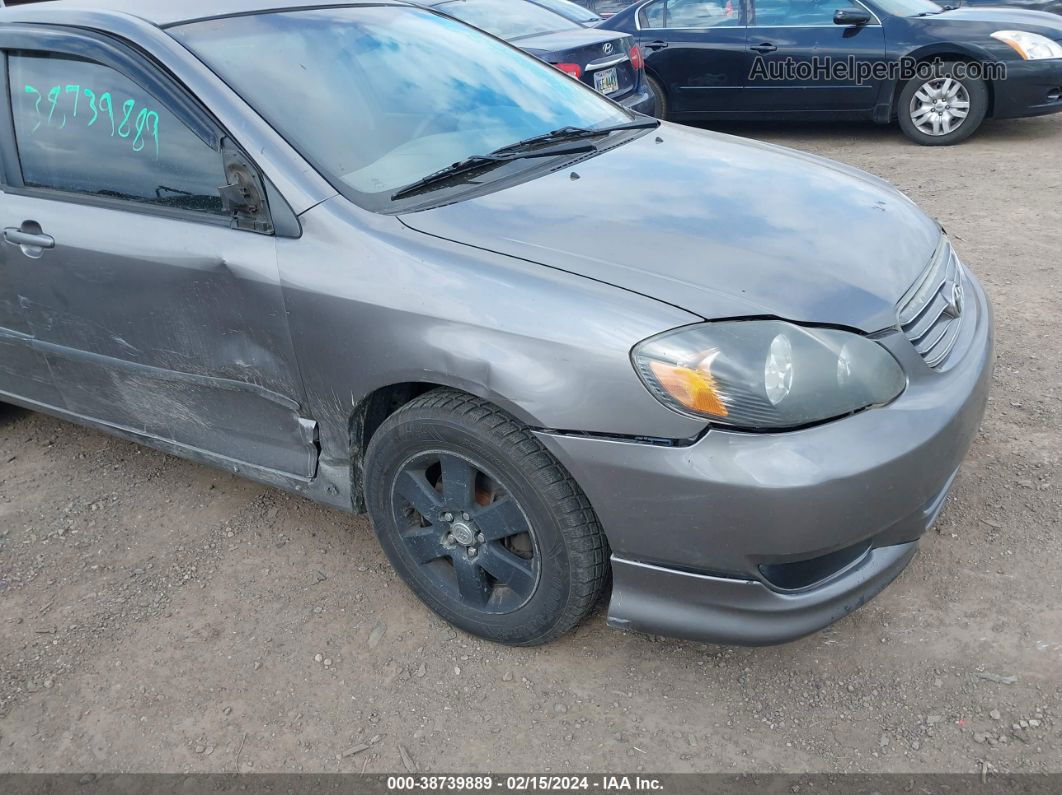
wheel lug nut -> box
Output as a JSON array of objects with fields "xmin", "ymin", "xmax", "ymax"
[
  {"xmin": 468, "ymin": 547, "xmax": 478, "ymax": 557},
  {"xmin": 476, "ymin": 533, "xmax": 485, "ymax": 544},
  {"xmin": 445, "ymin": 533, "xmax": 455, "ymax": 545},
  {"xmin": 442, "ymin": 512, "xmax": 453, "ymax": 523},
  {"xmin": 462, "ymin": 512, "xmax": 470, "ymax": 521}
]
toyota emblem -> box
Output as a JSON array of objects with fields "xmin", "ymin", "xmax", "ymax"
[{"xmin": 942, "ymin": 279, "xmax": 964, "ymax": 319}]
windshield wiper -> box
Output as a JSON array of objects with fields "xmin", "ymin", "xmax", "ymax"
[
  {"xmin": 492, "ymin": 119, "xmax": 659, "ymax": 156},
  {"xmin": 390, "ymin": 120, "xmax": 657, "ymax": 202},
  {"xmin": 391, "ymin": 141, "xmax": 595, "ymax": 201}
]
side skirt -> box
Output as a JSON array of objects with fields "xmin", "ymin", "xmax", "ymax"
[{"xmin": 0, "ymin": 389, "xmax": 352, "ymax": 512}]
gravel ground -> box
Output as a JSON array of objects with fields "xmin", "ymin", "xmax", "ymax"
[{"xmin": 1, "ymin": 114, "xmax": 1060, "ymax": 775}]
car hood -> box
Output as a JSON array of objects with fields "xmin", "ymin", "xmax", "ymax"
[
  {"xmin": 509, "ymin": 26, "xmax": 627, "ymax": 52},
  {"xmin": 398, "ymin": 124, "xmax": 942, "ymax": 333},
  {"xmin": 926, "ymin": 6, "xmax": 1062, "ymax": 33}
]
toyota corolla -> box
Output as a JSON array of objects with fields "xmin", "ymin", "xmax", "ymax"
[{"xmin": 0, "ymin": 0, "xmax": 992, "ymax": 646}]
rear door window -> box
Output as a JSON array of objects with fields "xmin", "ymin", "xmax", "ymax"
[
  {"xmin": 666, "ymin": 0, "xmax": 743, "ymax": 26},
  {"xmin": 640, "ymin": 0, "xmax": 667, "ymax": 26},
  {"xmin": 641, "ymin": 0, "xmax": 743, "ymax": 27},
  {"xmin": 752, "ymin": 0, "xmax": 840, "ymax": 25}
]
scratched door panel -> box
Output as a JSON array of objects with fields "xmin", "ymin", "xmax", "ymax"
[
  {"xmin": 1, "ymin": 49, "xmax": 316, "ymax": 478},
  {"xmin": 0, "ymin": 334, "xmax": 64, "ymax": 407},
  {"xmin": 0, "ymin": 221, "xmax": 64, "ymax": 407},
  {"xmin": 3, "ymin": 193, "xmax": 317, "ymax": 478}
]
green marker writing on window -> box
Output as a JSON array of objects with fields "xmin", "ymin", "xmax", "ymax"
[
  {"xmin": 23, "ymin": 82, "xmax": 162, "ymax": 160},
  {"xmin": 24, "ymin": 85, "xmax": 43, "ymax": 132}
]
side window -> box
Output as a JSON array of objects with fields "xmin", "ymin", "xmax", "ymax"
[
  {"xmin": 752, "ymin": 0, "xmax": 839, "ymax": 25},
  {"xmin": 640, "ymin": 0, "xmax": 667, "ymax": 27},
  {"xmin": 664, "ymin": 0, "xmax": 743, "ymax": 27},
  {"xmin": 8, "ymin": 52, "xmax": 226, "ymax": 216}
]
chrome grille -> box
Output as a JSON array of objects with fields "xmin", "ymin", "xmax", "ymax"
[{"xmin": 897, "ymin": 241, "xmax": 966, "ymax": 369}]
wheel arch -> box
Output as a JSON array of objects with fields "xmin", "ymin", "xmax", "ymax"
[
  {"xmin": 643, "ymin": 66, "xmax": 668, "ymax": 103},
  {"xmin": 890, "ymin": 47, "xmax": 998, "ymax": 120},
  {"xmin": 347, "ymin": 380, "xmax": 541, "ymax": 512}
]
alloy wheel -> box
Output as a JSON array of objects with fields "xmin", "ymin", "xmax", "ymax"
[
  {"xmin": 909, "ymin": 77, "xmax": 971, "ymax": 137},
  {"xmin": 390, "ymin": 450, "xmax": 541, "ymax": 614}
]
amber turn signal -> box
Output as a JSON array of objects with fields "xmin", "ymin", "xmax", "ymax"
[{"xmin": 648, "ymin": 359, "xmax": 728, "ymax": 417}]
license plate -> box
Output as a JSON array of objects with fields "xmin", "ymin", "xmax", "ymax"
[{"xmin": 593, "ymin": 67, "xmax": 619, "ymax": 95}]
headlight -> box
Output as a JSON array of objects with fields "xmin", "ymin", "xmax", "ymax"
[
  {"xmin": 991, "ymin": 30, "xmax": 1062, "ymax": 60},
  {"xmin": 632, "ymin": 321, "xmax": 906, "ymax": 430}
]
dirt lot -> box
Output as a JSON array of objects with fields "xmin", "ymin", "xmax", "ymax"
[{"xmin": 1, "ymin": 114, "xmax": 1060, "ymax": 775}]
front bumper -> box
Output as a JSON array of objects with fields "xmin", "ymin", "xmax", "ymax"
[
  {"xmin": 991, "ymin": 59, "xmax": 1062, "ymax": 119},
  {"xmin": 608, "ymin": 542, "xmax": 917, "ymax": 645},
  {"xmin": 537, "ymin": 273, "xmax": 993, "ymax": 645}
]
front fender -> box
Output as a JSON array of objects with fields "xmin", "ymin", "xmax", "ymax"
[
  {"xmin": 880, "ymin": 40, "xmax": 1005, "ymax": 118},
  {"xmin": 278, "ymin": 196, "xmax": 708, "ymax": 492}
]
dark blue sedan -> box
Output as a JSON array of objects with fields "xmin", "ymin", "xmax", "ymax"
[
  {"xmin": 601, "ymin": 0, "xmax": 1062, "ymax": 143},
  {"xmin": 428, "ymin": 0, "xmax": 655, "ymax": 114}
]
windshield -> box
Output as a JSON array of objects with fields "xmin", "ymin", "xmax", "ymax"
[
  {"xmin": 529, "ymin": 0, "xmax": 603, "ymax": 23},
  {"xmin": 172, "ymin": 6, "xmax": 629, "ymax": 211},
  {"xmin": 869, "ymin": 0, "xmax": 943, "ymax": 15},
  {"xmin": 432, "ymin": 0, "xmax": 580, "ymax": 39}
]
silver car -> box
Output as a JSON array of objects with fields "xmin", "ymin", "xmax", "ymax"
[{"xmin": 0, "ymin": 0, "xmax": 992, "ymax": 645}]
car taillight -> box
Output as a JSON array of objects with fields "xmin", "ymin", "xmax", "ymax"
[
  {"xmin": 554, "ymin": 63, "xmax": 583, "ymax": 79},
  {"xmin": 629, "ymin": 45, "xmax": 644, "ymax": 71}
]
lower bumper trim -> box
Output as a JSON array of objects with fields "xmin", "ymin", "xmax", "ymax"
[
  {"xmin": 607, "ymin": 541, "xmax": 917, "ymax": 646},
  {"xmin": 618, "ymin": 87, "xmax": 655, "ymax": 116}
]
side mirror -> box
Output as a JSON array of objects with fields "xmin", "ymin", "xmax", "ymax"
[
  {"xmin": 833, "ymin": 7, "xmax": 872, "ymax": 24},
  {"xmin": 220, "ymin": 138, "xmax": 274, "ymax": 235}
]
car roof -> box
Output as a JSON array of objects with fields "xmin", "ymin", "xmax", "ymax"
[{"xmin": 0, "ymin": 0, "xmax": 410, "ymax": 28}]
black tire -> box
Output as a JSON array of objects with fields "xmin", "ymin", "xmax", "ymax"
[
  {"xmin": 645, "ymin": 73, "xmax": 668, "ymax": 120},
  {"xmin": 897, "ymin": 61, "xmax": 988, "ymax": 146},
  {"xmin": 363, "ymin": 388, "xmax": 609, "ymax": 646}
]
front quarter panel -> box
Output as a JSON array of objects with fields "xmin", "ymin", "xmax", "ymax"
[
  {"xmin": 880, "ymin": 9, "xmax": 1062, "ymax": 62},
  {"xmin": 278, "ymin": 196, "xmax": 708, "ymax": 492}
]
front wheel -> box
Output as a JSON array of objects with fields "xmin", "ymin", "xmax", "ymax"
[
  {"xmin": 897, "ymin": 62, "xmax": 988, "ymax": 146},
  {"xmin": 363, "ymin": 389, "xmax": 609, "ymax": 646}
]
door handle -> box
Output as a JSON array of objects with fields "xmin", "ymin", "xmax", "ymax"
[
  {"xmin": 750, "ymin": 42, "xmax": 778, "ymax": 54},
  {"xmin": 3, "ymin": 226, "xmax": 55, "ymax": 255},
  {"xmin": 644, "ymin": 40, "xmax": 669, "ymax": 51}
]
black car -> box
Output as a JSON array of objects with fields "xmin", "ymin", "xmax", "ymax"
[
  {"xmin": 602, "ymin": 0, "xmax": 1062, "ymax": 144},
  {"xmin": 429, "ymin": 0, "xmax": 654, "ymax": 114}
]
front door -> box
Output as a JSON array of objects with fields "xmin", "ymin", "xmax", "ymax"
[
  {"xmin": 744, "ymin": 0, "xmax": 887, "ymax": 112},
  {"xmin": 637, "ymin": 0, "xmax": 750, "ymax": 114},
  {"xmin": 0, "ymin": 185, "xmax": 62, "ymax": 407},
  {"xmin": 0, "ymin": 36, "xmax": 318, "ymax": 479}
]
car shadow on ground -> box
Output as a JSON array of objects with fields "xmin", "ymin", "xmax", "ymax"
[{"xmin": 0, "ymin": 404, "xmax": 29, "ymax": 429}]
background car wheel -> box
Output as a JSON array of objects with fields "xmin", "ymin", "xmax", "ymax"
[
  {"xmin": 364, "ymin": 388, "xmax": 609, "ymax": 646},
  {"xmin": 897, "ymin": 62, "xmax": 987, "ymax": 146},
  {"xmin": 645, "ymin": 74, "xmax": 669, "ymax": 120}
]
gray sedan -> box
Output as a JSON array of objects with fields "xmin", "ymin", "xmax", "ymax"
[{"xmin": 0, "ymin": 0, "xmax": 991, "ymax": 646}]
